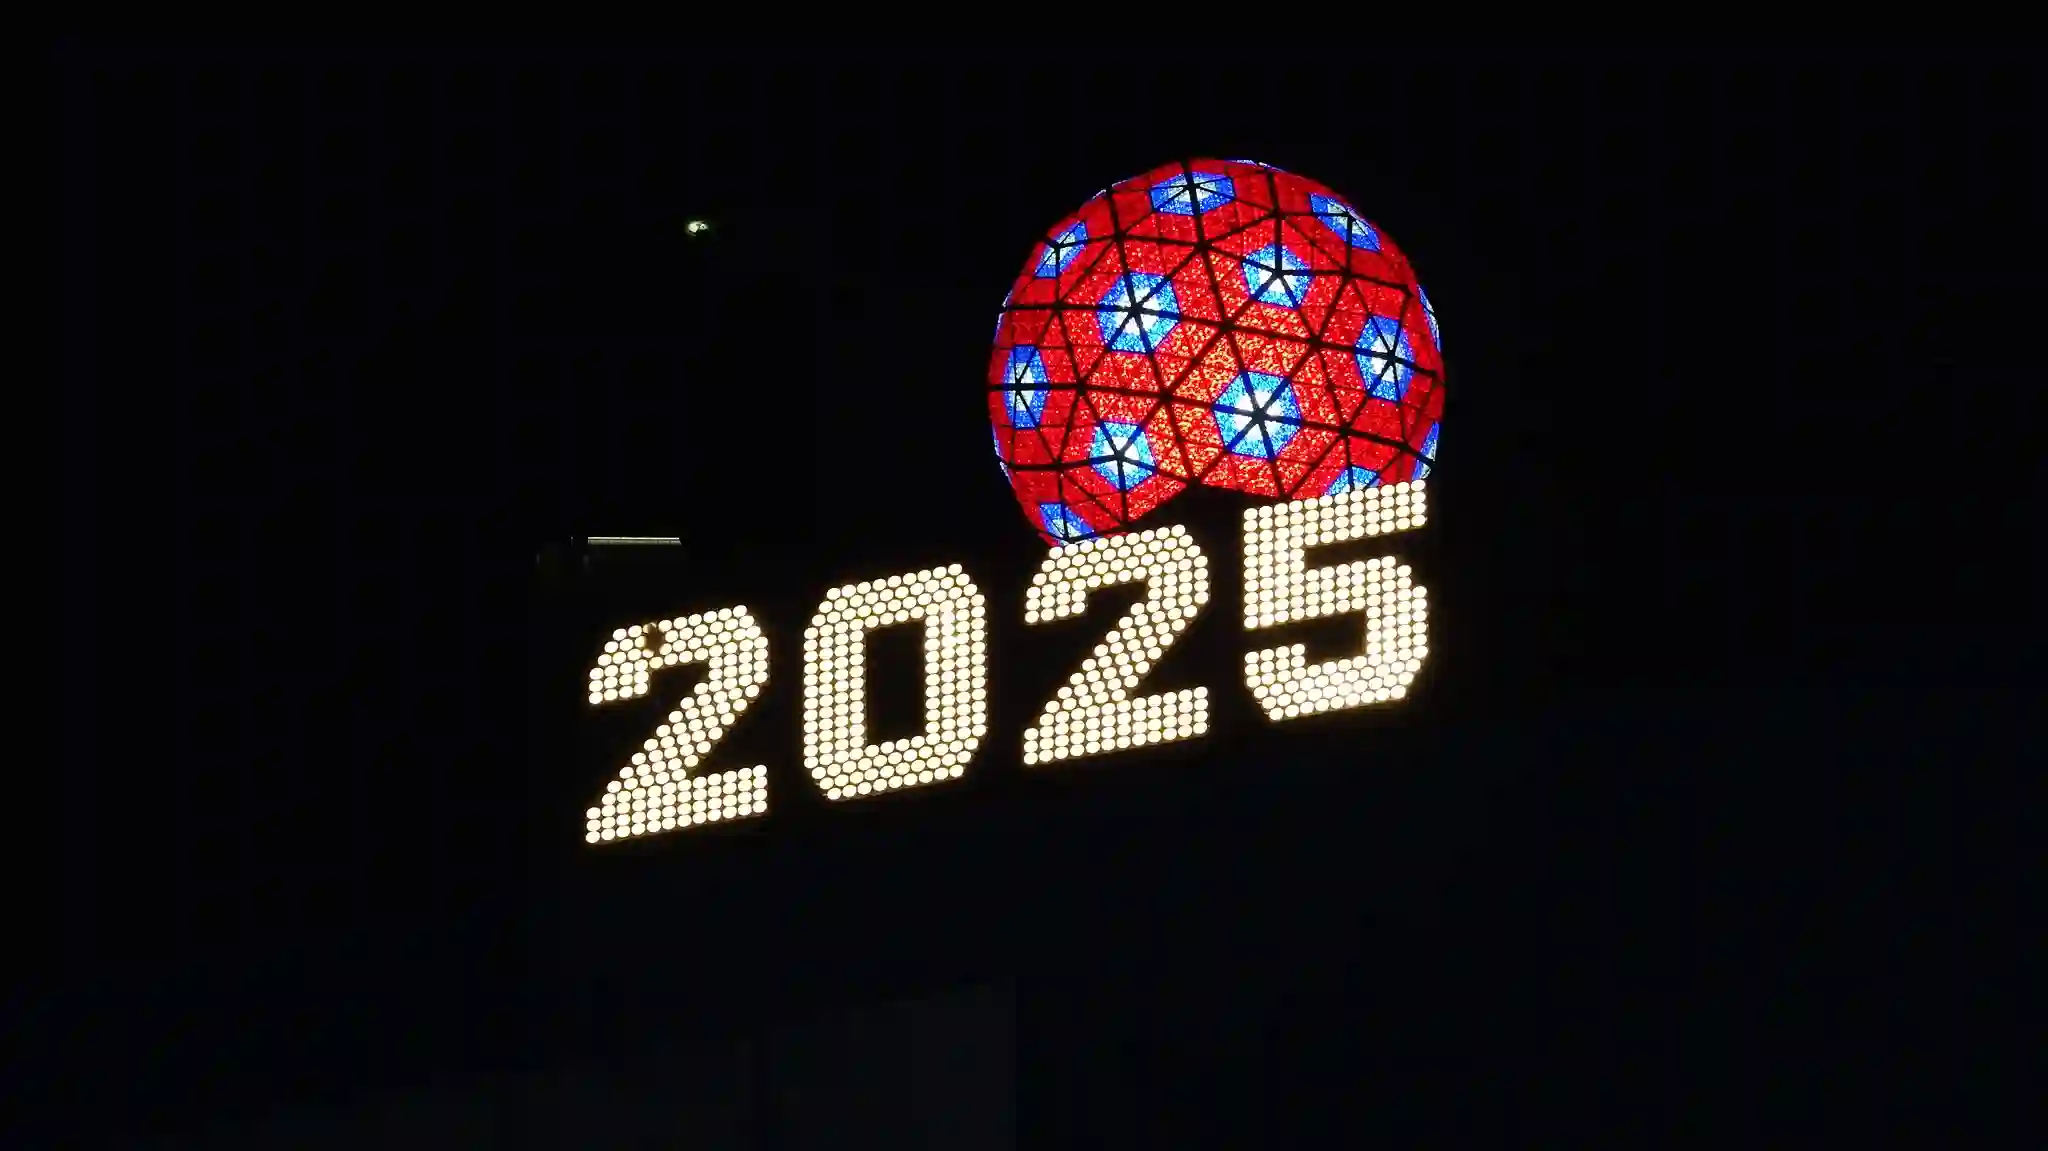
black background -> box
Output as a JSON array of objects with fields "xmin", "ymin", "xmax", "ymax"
[{"xmin": 47, "ymin": 50, "xmax": 2037, "ymax": 1144}]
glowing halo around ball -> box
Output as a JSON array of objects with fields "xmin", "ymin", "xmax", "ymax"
[{"xmin": 989, "ymin": 159, "xmax": 1444, "ymax": 546}]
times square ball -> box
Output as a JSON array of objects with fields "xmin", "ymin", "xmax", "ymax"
[{"xmin": 989, "ymin": 158, "xmax": 1443, "ymax": 546}]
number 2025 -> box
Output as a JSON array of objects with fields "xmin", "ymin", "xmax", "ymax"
[{"xmin": 583, "ymin": 481, "xmax": 1431, "ymax": 844}]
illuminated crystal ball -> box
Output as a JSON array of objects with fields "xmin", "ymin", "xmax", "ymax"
[{"xmin": 990, "ymin": 158, "xmax": 1443, "ymax": 546}]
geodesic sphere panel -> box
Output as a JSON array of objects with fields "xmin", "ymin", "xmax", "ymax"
[{"xmin": 990, "ymin": 158, "xmax": 1443, "ymax": 546}]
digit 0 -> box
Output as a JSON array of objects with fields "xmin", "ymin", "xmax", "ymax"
[{"xmin": 802, "ymin": 565, "xmax": 990, "ymax": 800}]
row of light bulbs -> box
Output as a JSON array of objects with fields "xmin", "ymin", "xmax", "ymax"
[{"xmin": 588, "ymin": 765, "xmax": 769, "ymax": 842}]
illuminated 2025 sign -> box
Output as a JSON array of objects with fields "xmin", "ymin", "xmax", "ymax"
[{"xmin": 582, "ymin": 482, "xmax": 1428, "ymax": 843}]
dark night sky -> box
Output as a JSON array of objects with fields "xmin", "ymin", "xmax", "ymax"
[{"xmin": 46, "ymin": 49, "xmax": 2037, "ymax": 1144}]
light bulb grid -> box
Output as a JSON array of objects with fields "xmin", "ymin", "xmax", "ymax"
[
  {"xmin": 1243, "ymin": 482, "xmax": 1430, "ymax": 719},
  {"xmin": 802, "ymin": 565, "xmax": 989, "ymax": 801},
  {"xmin": 585, "ymin": 607, "xmax": 770, "ymax": 844},
  {"xmin": 1022, "ymin": 525, "xmax": 1212, "ymax": 765}
]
